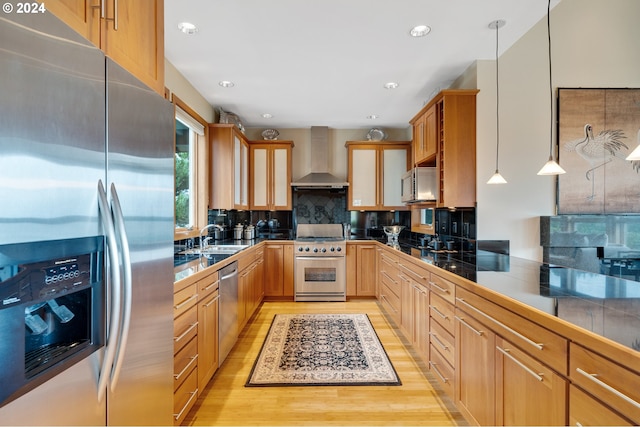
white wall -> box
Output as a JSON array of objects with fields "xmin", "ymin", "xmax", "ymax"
[
  {"xmin": 469, "ymin": 0, "xmax": 640, "ymax": 260},
  {"xmin": 165, "ymin": 59, "xmax": 215, "ymax": 123}
]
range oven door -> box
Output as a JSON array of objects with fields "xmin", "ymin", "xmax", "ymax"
[{"xmin": 294, "ymin": 256, "xmax": 346, "ymax": 302}]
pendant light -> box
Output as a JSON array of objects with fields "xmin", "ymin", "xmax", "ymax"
[
  {"xmin": 626, "ymin": 130, "xmax": 640, "ymax": 160},
  {"xmin": 537, "ymin": 0, "xmax": 566, "ymax": 176},
  {"xmin": 487, "ymin": 19, "xmax": 507, "ymax": 184}
]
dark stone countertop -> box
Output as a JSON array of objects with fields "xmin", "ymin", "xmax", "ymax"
[{"xmin": 175, "ymin": 235, "xmax": 640, "ymax": 352}]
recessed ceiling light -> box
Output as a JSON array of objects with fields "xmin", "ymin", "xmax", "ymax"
[
  {"xmin": 366, "ymin": 114, "xmax": 379, "ymax": 120},
  {"xmin": 218, "ymin": 80, "xmax": 235, "ymax": 88},
  {"xmin": 384, "ymin": 82, "xmax": 399, "ymax": 89},
  {"xmin": 177, "ymin": 22, "xmax": 198, "ymax": 35},
  {"xmin": 261, "ymin": 113, "xmax": 273, "ymax": 119},
  {"xmin": 410, "ymin": 25, "xmax": 431, "ymax": 37}
]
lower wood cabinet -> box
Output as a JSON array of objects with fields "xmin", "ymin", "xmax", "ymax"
[
  {"xmin": 197, "ymin": 286, "xmax": 219, "ymax": 393},
  {"xmin": 173, "ymin": 277, "xmax": 199, "ymax": 425},
  {"xmin": 569, "ymin": 384, "xmax": 634, "ymax": 426},
  {"xmin": 347, "ymin": 242, "xmax": 378, "ymax": 297},
  {"xmin": 570, "ymin": 343, "xmax": 640, "ymax": 424},
  {"xmin": 455, "ymin": 307, "xmax": 496, "ymax": 426},
  {"xmin": 495, "ymin": 336, "xmax": 567, "ymax": 426},
  {"xmin": 263, "ymin": 242, "xmax": 294, "ymax": 299}
]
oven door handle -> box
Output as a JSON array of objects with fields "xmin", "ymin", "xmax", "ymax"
[
  {"xmin": 96, "ymin": 180, "xmax": 122, "ymax": 404},
  {"xmin": 108, "ymin": 183, "xmax": 132, "ymax": 393},
  {"xmin": 295, "ymin": 256, "xmax": 345, "ymax": 262}
]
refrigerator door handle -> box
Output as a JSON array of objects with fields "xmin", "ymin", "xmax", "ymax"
[
  {"xmin": 97, "ymin": 180, "xmax": 123, "ymax": 403},
  {"xmin": 108, "ymin": 183, "xmax": 132, "ymax": 392}
]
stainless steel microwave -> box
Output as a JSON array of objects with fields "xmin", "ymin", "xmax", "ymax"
[{"xmin": 401, "ymin": 167, "xmax": 438, "ymax": 203}]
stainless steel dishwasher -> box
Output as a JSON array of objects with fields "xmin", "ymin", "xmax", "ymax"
[{"xmin": 218, "ymin": 261, "xmax": 238, "ymax": 366}]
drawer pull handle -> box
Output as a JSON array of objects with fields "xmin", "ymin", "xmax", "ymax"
[
  {"xmin": 174, "ymin": 322, "xmax": 198, "ymax": 343},
  {"xmin": 576, "ymin": 367, "xmax": 640, "ymax": 410},
  {"xmin": 455, "ymin": 315, "xmax": 483, "ymax": 336},
  {"xmin": 429, "ymin": 281, "xmax": 449, "ymax": 294},
  {"xmin": 173, "ymin": 388, "xmax": 199, "ymax": 421},
  {"xmin": 428, "ymin": 361, "xmax": 448, "ymax": 383},
  {"xmin": 496, "ymin": 346, "xmax": 543, "ymax": 381},
  {"xmin": 430, "ymin": 332, "xmax": 448, "ymax": 351},
  {"xmin": 174, "ymin": 354, "xmax": 198, "ymax": 381},
  {"xmin": 399, "ymin": 263, "xmax": 427, "ymax": 280},
  {"xmin": 175, "ymin": 293, "xmax": 198, "ymax": 310},
  {"xmin": 429, "ymin": 305, "xmax": 448, "ymax": 320},
  {"xmin": 456, "ymin": 297, "xmax": 544, "ymax": 351},
  {"xmin": 204, "ymin": 280, "xmax": 219, "ymax": 291},
  {"xmin": 204, "ymin": 295, "xmax": 219, "ymax": 308},
  {"xmin": 381, "ymin": 271, "xmax": 398, "ymax": 285}
]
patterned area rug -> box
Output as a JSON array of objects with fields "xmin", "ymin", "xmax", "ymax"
[{"xmin": 245, "ymin": 313, "xmax": 401, "ymax": 386}]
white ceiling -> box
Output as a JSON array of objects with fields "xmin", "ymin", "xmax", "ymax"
[{"xmin": 164, "ymin": 0, "xmax": 561, "ymax": 129}]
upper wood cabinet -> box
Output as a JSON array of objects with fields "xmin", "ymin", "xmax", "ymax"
[
  {"xmin": 48, "ymin": 0, "xmax": 164, "ymax": 95},
  {"xmin": 209, "ymin": 124, "xmax": 249, "ymax": 210},
  {"xmin": 249, "ymin": 141, "xmax": 294, "ymax": 211},
  {"xmin": 346, "ymin": 141, "xmax": 410, "ymax": 211},
  {"xmin": 410, "ymin": 90, "xmax": 478, "ymax": 208},
  {"xmin": 410, "ymin": 104, "xmax": 438, "ymax": 165}
]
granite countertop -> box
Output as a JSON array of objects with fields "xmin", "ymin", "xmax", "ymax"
[{"xmin": 174, "ymin": 235, "xmax": 640, "ymax": 352}]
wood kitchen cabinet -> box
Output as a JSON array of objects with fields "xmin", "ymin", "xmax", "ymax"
[
  {"xmin": 410, "ymin": 103, "xmax": 438, "ymax": 165},
  {"xmin": 346, "ymin": 242, "xmax": 377, "ymax": 297},
  {"xmin": 48, "ymin": 0, "xmax": 164, "ymax": 94},
  {"xmin": 209, "ymin": 124, "xmax": 249, "ymax": 210},
  {"xmin": 569, "ymin": 384, "xmax": 634, "ymax": 426},
  {"xmin": 249, "ymin": 141, "xmax": 293, "ymax": 210},
  {"xmin": 409, "ymin": 90, "xmax": 478, "ymax": 208},
  {"xmin": 173, "ymin": 276, "xmax": 199, "ymax": 425},
  {"xmin": 496, "ymin": 336, "xmax": 567, "ymax": 426},
  {"xmin": 345, "ymin": 141, "xmax": 410, "ymax": 211},
  {"xmin": 455, "ymin": 306, "xmax": 496, "ymax": 426},
  {"xmin": 238, "ymin": 246, "xmax": 264, "ymax": 330},
  {"xmin": 570, "ymin": 343, "xmax": 640, "ymax": 424},
  {"xmin": 197, "ymin": 272, "xmax": 219, "ymax": 395},
  {"xmin": 263, "ymin": 242, "xmax": 294, "ymax": 299},
  {"xmin": 378, "ymin": 246, "xmax": 401, "ymax": 324}
]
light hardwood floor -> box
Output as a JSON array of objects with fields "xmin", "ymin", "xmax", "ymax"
[{"xmin": 183, "ymin": 300, "xmax": 466, "ymax": 426}]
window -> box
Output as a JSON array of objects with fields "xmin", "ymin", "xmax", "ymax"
[{"xmin": 173, "ymin": 98, "xmax": 207, "ymax": 236}]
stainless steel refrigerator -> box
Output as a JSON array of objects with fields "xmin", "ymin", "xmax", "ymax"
[{"xmin": 0, "ymin": 10, "xmax": 174, "ymax": 426}]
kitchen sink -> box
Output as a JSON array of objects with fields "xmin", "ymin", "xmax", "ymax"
[{"xmin": 180, "ymin": 244, "xmax": 249, "ymax": 255}]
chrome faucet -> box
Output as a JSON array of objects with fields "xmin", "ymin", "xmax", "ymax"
[{"xmin": 199, "ymin": 224, "xmax": 224, "ymax": 250}]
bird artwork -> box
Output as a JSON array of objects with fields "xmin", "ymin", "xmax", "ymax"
[{"xmin": 563, "ymin": 124, "xmax": 640, "ymax": 200}]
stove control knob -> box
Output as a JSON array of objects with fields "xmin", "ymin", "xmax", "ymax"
[
  {"xmin": 313, "ymin": 248, "xmax": 319, "ymax": 253},
  {"xmin": 304, "ymin": 247, "xmax": 310, "ymax": 252},
  {"xmin": 321, "ymin": 248, "xmax": 327, "ymax": 253},
  {"xmin": 336, "ymin": 246, "xmax": 342, "ymax": 252},
  {"xmin": 298, "ymin": 247, "xmax": 304, "ymax": 252},
  {"xmin": 330, "ymin": 247, "xmax": 335, "ymax": 252}
]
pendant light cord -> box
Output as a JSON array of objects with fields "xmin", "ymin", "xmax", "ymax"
[
  {"xmin": 547, "ymin": 0, "xmax": 553, "ymax": 158},
  {"xmin": 495, "ymin": 21, "xmax": 500, "ymax": 171}
]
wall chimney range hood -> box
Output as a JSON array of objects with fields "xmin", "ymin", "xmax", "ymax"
[{"xmin": 291, "ymin": 126, "xmax": 349, "ymax": 190}]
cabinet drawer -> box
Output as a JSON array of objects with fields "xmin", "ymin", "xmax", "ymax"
[
  {"xmin": 456, "ymin": 287, "xmax": 567, "ymax": 374},
  {"xmin": 429, "ymin": 342, "xmax": 454, "ymax": 398},
  {"xmin": 174, "ymin": 305, "xmax": 198, "ymax": 354},
  {"xmin": 570, "ymin": 343, "xmax": 640, "ymax": 423},
  {"xmin": 174, "ymin": 336, "xmax": 198, "ymax": 391},
  {"xmin": 570, "ymin": 384, "xmax": 634, "ymax": 426},
  {"xmin": 398, "ymin": 259, "xmax": 429, "ymax": 286},
  {"xmin": 379, "ymin": 282, "xmax": 401, "ymax": 322},
  {"xmin": 428, "ymin": 273, "xmax": 456, "ymax": 305},
  {"xmin": 430, "ymin": 317, "xmax": 455, "ymax": 367},
  {"xmin": 173, "ymin": 367, "xmax": 198, "ymax": 426},
  {"xmin": 198, "ymin": 271, "xmax": 219, "ymax": 299},
  {"xmin": 379, "ymin": 257, "xmax": 399, "ymax": 288},
  {"xmin": 429, "ymin": 292, "xmax": 455, "ymax": 336},
  {"xmin": 174, "ymin": 282, "xmax": 198, "ymax": 318}
]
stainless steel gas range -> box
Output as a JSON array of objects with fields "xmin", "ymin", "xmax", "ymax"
[{"xmin": 294, "ymin": 224, "xmax": 346, "ymax": 301}]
